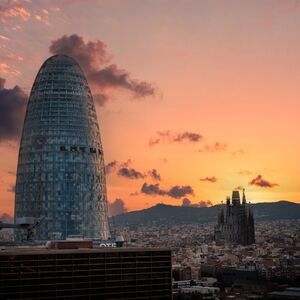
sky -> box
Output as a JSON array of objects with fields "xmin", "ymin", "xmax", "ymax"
[{"xmin": 0, "ymin": 0, "xmax": 299, "ymax": 217}]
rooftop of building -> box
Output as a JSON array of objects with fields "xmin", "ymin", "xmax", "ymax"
[
  {"xmin": 43, "ymin": 54, "xmax": 79, "ymax": 66},
  {"xmin": 0, "ymin": 244, "xmax": 170, "ymax": 256}
]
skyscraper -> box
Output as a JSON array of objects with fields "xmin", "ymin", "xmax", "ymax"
[
  {"xmin": 214, "ymin": 189, "xmax": 255, "ymax": 245},
  {"xmin": 14, "ymin": 55, "xmax": 109, "ymax": 240}
]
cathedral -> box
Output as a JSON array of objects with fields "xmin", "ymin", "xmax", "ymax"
[{"xmin": 214, "ymin": 189, "xmax": 255, "ymax": 245}]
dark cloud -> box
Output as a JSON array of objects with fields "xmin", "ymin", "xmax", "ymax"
[
  {"xmin": 50, "ymin": 34, "xmax": 110, "ymax": 70},
  {"xmin": 149, "ymin": 138, "xmax": 161, "ymax": 146},
  {"xmin": 148, "ymin": 169, "xmax": 161, "ymax": 181},
  {"xmin": 0, "ymin": 78, "xmax": 5, "ymax": 89},
  {"xmin": 181, "ymin": 198, "xmax": 212, "ymax": 208},
  {"xmin": 0, "ymin": 77, "xmax": 27, "ymax": 142},
  {"xmin": 168, "ymin": 185, "xmax": 194, "ymax": 199},
  {"xmin": 129, "ymin": 191, "xmax": 139, "ymax": 197},
  {"xmin": 120, "ymin": 159, "xmax": 132, "ymax": 168},
  {"xmin": 199, "ymin": 142, "xmax": 227, "ymax": 152},
  {"xmin": 200, "ymin": 176, "xmax": 217, "ymax": 183},
  {"xmin": 141, "ymin": 183, "xmax": 194, "ymax": 199},
  {"xmin": 0, "ymin": 213, "xmax": 13, "ymax": 223},
  {"xmin": 89, "ymin": 64, "xmax": 156, "ymax": 97},
  {"xmin": 118, "ymin": 167, "xmax": 145, "ymax": 180},
  {"xmin": 108, "ymin": 198, "xmax": 128, "ymax": 217},
  {"xmin": 149, "ymin": 130, "xmax": 203, "ymax": 146},
  {"xmin": 105, "ymin": 160, "xmax": 118, "ymax": 175},
  {"xmin": 173, "ymin": 131, "xmax": 202, "ymax": 142},
  {"xmin": 141, "ymin": 183, "xmax": 165, "ymax": 196},
  {"xmin": 106, "ymin": 160, "xmax": 162, "ymax": 182},
  {"xmin": 49, "ymin": 34, "xmax": 157, "ymax": 103},
  {"xmin": 182, "ymin": 198, "xmax": 192, "ymax": 207},
  {"xmin": 249, "ymin": 175, "xmax": 279, "ymax": 188},
  {"xmin": 105, "ymin": 159, "xmax": 132, "ymax": 175},
  {"xmin": 197, "ymin": 200, "xmax": 213, "ymax": 208}
]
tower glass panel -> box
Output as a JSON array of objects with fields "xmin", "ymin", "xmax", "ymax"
[{"xmin": 14, "ymin": 55, "xmax": 109, "ymax": 240}]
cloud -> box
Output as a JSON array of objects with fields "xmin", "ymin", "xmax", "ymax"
[
  {"xmin": 249, "ymin": 175, "xmax": 279, "ymax": 188},
  {"xmin": 232, "ymin": 149, "xmax": 246, "ymax": 156},
  {"xmin": 141, "ymin": 183, "xmax": 165, "ymax": 196},
  {"xmin": 105, "ymin": 160, "xmax": 161, "ymax": 181},
  {"xmin": 0, "ymin": 213, "xmax": 13, "ymax": 223},
  {"xmin": 0, "ymin": 62, "xmax": 21, "ymax": 77},
  {"xmin": 120, "ymin": 159, "xmax": 132, "ymax": 168},
  {"xmin": 235, "ymin": 185, "xmax": 244, "ymax": 191},
  {"xmin": 50, "ymin": 34, "xmax": 110, "ymax": 70},
  {"xmin": 182, "ymin": 198, "xmax": 192, "ymax": 207},
  {"xmin": 199, "ymin": 142, "xmax": 227, "ymax": 152},
  {"xmin": 93, "ymin": 93, "xmax": 109, "ymax": 106},
  {"xmin": 0, "ymin": 34, "xmax": 9, "ymax": 41},
  {"xmin": 0, "ymin": 77, "xmax": 27, "ymax": 141},
  {"xmin": 105, "ymin": 159, "xmax": 132, "ymax": 175},
  {"xmin": 181, "ymin": 198, "xmax": 212, "ymax": 208},
  {"xmin": 197, "ymin": 200, "xmax": 213, "ymax": 207},
  {"xmin": 89, "ymin": 64, "xmax": 156, "ymax": 97},
  {"xmin": 200, "ymin": 176, "xmax": 217, "ymax": 183},
  {"xmin": 173, "ymin": 131, "xmax": 202, "ymax": 142},
  {"xmin": 49, "ymin": 34, "xmax": 157, "ymax": 103},
  {"xmin": 149, "ymin": 130, "xmax": 203, "ymax": 146},
  {"xmin": 108, "ymin": 198, "xmax": 128, "ymax": 217},
  {"xmin": 0, "ymin": 1, "xmax": 31, "ymax": 23},
  {"xmin": 129, "ymin": 191, "xmax": 139, "ymax": 197},
  {"xmin": 0, "ymin": 52, "xmax": 24, "ymax": 62},
  {"xmin": 141, "ymin": 183, "xmax": 194, "ymax": 199},
  {"xmin": 168, "ymin": 185, "xmax": 194, "ymax": 198},
  {"xmin": 148, "ymin": 169, "xmax": 161, "ymax": 181},
  {"xmin": 118, "ymin": 167, "xmax": 145, "ymax": 180},
  {"xmin": 105, "ymin": 160, "xmax": 118, "ymax": 175}
]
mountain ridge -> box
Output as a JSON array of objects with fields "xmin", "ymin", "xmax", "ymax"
[{"xmin": 111, "ymin": 200, "xmax": 300, "ymax": 226}]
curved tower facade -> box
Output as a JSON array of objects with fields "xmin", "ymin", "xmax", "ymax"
[{"xmin": 14, "ymin": 55, "xmax": 109, "ymax": 240}]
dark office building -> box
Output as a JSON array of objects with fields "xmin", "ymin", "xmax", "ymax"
[
  {"xmin": 14, "ymin": 55, "xmax": 109, "ymax": 240},
  {"xmin": 0, "ymin": 247, "xmax": 172, "ymax": 299}
]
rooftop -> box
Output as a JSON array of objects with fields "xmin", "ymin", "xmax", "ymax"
[{"xmin": 0, "ymin": 245, "xmax": 170, "ymax": 256}]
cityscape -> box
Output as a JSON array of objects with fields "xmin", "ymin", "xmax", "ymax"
[{"xmin": 1, "ymin": 1, "xmax": 300, "ymax": 299}]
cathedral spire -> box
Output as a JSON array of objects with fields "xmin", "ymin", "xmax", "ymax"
[
  {"xmin": 232, "ymin": 190, "xmax": 240, "ymax": 206},
  {"xmin": 214, "ymin": 189, "xmax": 255, "ymax": 245},
  {"xmin": 226, "ymin": 196, "xmax": 230, "ymax": 206},
  {"xmin": 242, "ymin": 188, "xmax": 246, "ymax": 205}
]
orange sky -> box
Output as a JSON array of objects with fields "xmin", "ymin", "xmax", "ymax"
[{"xmin": 0, "ymin": 0, "xmax": 299, "ymax": 216}]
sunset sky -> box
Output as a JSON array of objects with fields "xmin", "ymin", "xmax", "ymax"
[{"xmin": 0, "ymin": 0, "xmax": 299, "ymax": 216}]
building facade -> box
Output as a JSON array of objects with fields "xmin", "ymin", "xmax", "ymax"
[
  {"xmin": 0, "ymin": 247, "xmax": 172, "ymax": 299},
  {"xmin": 14, "ymin": 55, "xmax": 109, "ymax": 240},
  {"xmin": 215, "ymin": 190, "xmax": 255, "ymax": 245}
]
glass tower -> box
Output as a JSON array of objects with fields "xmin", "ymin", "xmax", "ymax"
[{"xmin": 14, "ymin": 55, "xmax": 109, "ymax": 240}]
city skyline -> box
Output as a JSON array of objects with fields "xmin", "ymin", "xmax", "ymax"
[{"xmin": 1, "ymin": 0, "xmax": 300, "ymax": 217}]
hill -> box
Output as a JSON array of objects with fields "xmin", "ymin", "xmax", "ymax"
[{"xmin": 111, "ymin": 201, "xmax": 300, "ymax": 227}]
